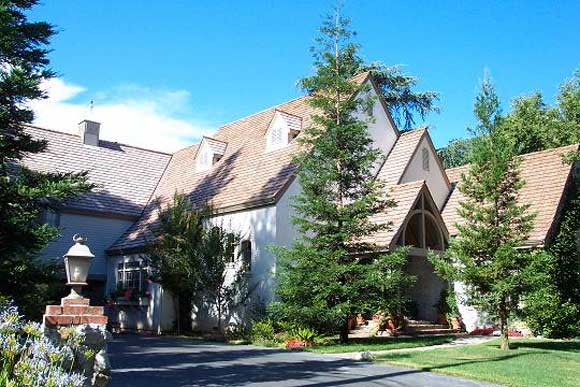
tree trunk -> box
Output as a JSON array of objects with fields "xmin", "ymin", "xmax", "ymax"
[
  {"xmin": 175, "ymin": 294, "xmax": 181, "ymax": 335},
  {"xmin": 339, "ymin": 317, "xmax": 349, "ymax": 343},
  {"xmin": 499, "ymin": 302, "xmax": 510, "ymax": 350},
  {"xmin": 217, "ymin": 294, "xmax": 222, "ymax": 334}
]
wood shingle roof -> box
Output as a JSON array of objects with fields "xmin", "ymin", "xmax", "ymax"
[{"xmin": 442, "ymin": 144, "xmax": 578, "ymax": 245}]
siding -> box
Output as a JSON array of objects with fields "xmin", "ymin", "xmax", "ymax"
[{"xmin": 40, "ymin": 212, "xmax": 134, "ymax": 277}]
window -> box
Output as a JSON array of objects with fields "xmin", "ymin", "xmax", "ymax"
[
  {"xmin": 398, "ymin": 193, "xmax": 446, "ymax": 251},
  {"xmin": 241, "ymin": 240, "xmax": 252, "ymax": 271},
  {"xmin": 117, "ymin": 259, "xmax": 150, "ymax": 291},
  {"xmin": 422, "ymin": 147, "xmax": 430, "ymax": 171}
]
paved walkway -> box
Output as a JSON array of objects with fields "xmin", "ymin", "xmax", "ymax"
[
  {"xmin": 328, "ymin": 335, "xmax": 496, "ymax": 360},
  {"xmin": 109, "ymin": 335, "xmax": 496, "ymax": 387}
]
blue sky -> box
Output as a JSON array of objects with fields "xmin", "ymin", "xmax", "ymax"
[{"xmin": 29, "ymin": 1, "xmax": 580, "ymax": 151}]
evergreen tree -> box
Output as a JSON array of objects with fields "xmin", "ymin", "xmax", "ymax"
[
  {"xmin": 273, "ymin": 9, "xmax": 403, "ymax": 343},
  {"xmin": 353, "ymin": 62, "xmax": 440, "ymax": 131},
  {"xmin": 430, "ymin": 75, "xmax": 536, "ymax": 350},
  {"xmin": 0, "ymin": 0, "xmax": 92, "ymax": 318}
]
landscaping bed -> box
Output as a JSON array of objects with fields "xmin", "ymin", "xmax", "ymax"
[{"xmin": 376, "ymin": 338, "xmax": 580, "ymax": 387}]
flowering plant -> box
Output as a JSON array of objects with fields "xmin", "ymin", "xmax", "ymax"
[{"xmin": 0, "ymin": 299, "xmax": 86, "ymax": 387}]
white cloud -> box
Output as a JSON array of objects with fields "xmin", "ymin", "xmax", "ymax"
[{"xmin": 29, "ymin": 78, "xmax": 213, "ymax": 153}]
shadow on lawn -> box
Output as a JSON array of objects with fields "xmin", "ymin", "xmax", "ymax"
[
  {"xmin": 510, "ymin": 340, "xmax": 580, "ymax": 353},
  {"xmin": 383, "ymin": 349, "xmax": 537, "ymax": 373}
]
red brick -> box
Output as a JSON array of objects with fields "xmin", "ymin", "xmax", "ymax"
[
  {"xmin": 44, "ymin": 315, "xmax": 74, "ymax": 326},
  {"xmin": 84, "ymin": 306, "xmax": 104, "ymax": 315},
  {"xmin": 79, "ymin": 315, "xmax": 108, "ymax": 325},
  {"xmin": 62, "ymin": 305, "xmax": 86, "ymax": 315},
  {"xmin": 45, "ymin": 305, "xmax": 63, "ymax": 315},
  {"xmin": 61, "ymin": 297, "xmax": 90, "ymax": 306}
]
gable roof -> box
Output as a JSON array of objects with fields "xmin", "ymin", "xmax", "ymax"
[
  {"xmin": 108, "ymin": 73, "xmax": 393, "ymax": 254},
  {"xmin": 442, "ymin": 144, "xmax": 579, "ymax": 245},
  {"xmin": 362, "ymin": 181, "xmax": 450, "ymax": 250},
  {"xmin": 21, "ymin": 125, "xmax": 172, "ymax": 218},
  {"xmin": 377, "ymin": 127, "xmax": 426, "ymax": 186},
  {"xmin": 362, "ymin": 180, "xmax": 425, "ymax": 248}
]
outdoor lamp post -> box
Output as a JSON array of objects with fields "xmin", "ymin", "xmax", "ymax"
[{"xmin": 63, "ymin": 234, "xmax": 94, "ymax": 299}]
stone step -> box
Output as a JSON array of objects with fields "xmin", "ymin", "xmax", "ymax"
[
  {"xmin": 407, "ymin": 323, "xmax": 449, "ymax": 330},
  {"xmin": 407, "ymin": 328, "xmax": 461, "ymax": 335}
]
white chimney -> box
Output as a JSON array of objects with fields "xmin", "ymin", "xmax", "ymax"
[{"xmin": 78, "ymin": 120, "xmax": 100, "ymax": 146}]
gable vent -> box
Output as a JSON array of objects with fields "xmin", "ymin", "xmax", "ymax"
[
  {"xmin": 196, "ymin": 137, "xmax": 227, "ymax": 172},
  {"xmin": 266, "ymin": 110, "xmax": 302, "ymax": 151}
]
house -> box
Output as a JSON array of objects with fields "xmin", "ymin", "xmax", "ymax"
[{"xmin": 22, "ymin": 73, "xmax": 578, "ymax": 333}]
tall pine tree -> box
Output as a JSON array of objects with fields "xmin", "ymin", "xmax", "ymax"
[
  {"xmin": 430, "ymin": 75, "xmax": 536, "ymax": 350},
  {"xmin": 0, "ymin": 0, "xmax": 92, "ymax": 318},
  {"xmin": 273, "ymin": 8, "xmax": 402, "ymax": 343}
]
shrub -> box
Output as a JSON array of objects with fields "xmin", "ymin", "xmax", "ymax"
[
  {"xmin": 524, "ymin": 286, "xmax": 580, "ymax": 338},
  {"xmin": 288, "ymin": 327, "xmax": 317, "ymax": 344},
  {"xmin": 250, "ymin": 320, "xmax": 275, "ymax": 344},
  {"xmin": 0, "ymin": 300, "xmax": 86, "ymax": 387},
  {"xmin": 224, "ymin": 324, "xmax": 250, "ymax": 342}
]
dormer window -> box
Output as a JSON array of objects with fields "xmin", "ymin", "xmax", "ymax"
[
  {"xmin": 266, "ymin": 110, "xmax": 302, "ymax": 151},
  {"xmin": 195, "ymin": 137, "xmax": 227, "ymax": 172}
]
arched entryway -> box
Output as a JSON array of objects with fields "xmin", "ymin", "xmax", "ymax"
[{"xmin": 397, "ymin": 191, "xmax": 448, "ymax": 322}]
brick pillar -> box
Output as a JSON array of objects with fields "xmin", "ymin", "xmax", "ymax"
[
  {"xmin": 43, "ymin": 297, "xmax": 108, "ymax": 327},
  {"xmin": 43, "ymin": 297, "xmax": 111, "ymax": 387}
]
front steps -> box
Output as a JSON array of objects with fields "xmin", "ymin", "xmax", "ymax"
[
  {"xmin": 405, "ymin": 319, "xmax": 462, "ymax": 336},
  {"xmin": 348, "ymin": 319, "xmax": 463, "ymax": 338}
]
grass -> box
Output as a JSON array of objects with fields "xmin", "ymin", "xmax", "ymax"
[
  {"xmin": 376, "ymin": 338, "xmax": 580, "ymax": 387},
  {"xmin": 306, "ymin": 335, "xmax": 456, "ymax": 354}
]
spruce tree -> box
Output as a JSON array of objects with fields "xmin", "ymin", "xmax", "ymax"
[
  {"xmin": 273, "ymin": 9, "xmax": 399, "ymax": 343},
  {"xmin": 430, "ymin": 75, "xmax": 536, "ymax": 350},
  {"xmin": 0, "ymin": 0, "xmax": 92, "ymax": 318}
]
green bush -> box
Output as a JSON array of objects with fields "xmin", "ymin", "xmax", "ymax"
[
  {"xmin": 250, "ymin": 320, "xmax": 275, "ymax": 343},
  {"xmin": 288, "ymin": 327, "xmax": 318, "ymax": 343},
  {"xmin": 524, "ymin": 286, "xmax": 580, "ymax": 338}
]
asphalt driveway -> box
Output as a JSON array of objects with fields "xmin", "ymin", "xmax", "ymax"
[{"xmin": 108, "ymin": 335, "xmax": 495, "ymax": 387}]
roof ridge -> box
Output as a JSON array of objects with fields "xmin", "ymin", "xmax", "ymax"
[
  {"xmin": 23, "ymin": 124, "xmax": 173, "ymax": 156},
  {"xmin": 400, "ymin": 126, "xmax": 428, "ymax": 136},
  {"xmin": 214, "ymin": 95, "xmax": 309, "ymax": 131},
  {"xmin": 445, "ymin": 143, "xmax": 580, "ymax": 172}
]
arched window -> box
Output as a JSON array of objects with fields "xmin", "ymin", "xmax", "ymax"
[{"xmin": 398, "ymin": 193, "xmax": 445, "ymax": 251}]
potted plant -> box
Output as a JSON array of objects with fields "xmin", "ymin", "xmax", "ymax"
[
  {"xmin": 445, "ymin": 287, "xmax": 463, "ymax": 330},
  {"xmin": 356, "ymin": 313, "xmax": 365, "ymax": 326}
]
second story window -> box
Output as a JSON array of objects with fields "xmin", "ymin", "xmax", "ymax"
[{"xmin": 422, "ymin": 147, "xmax": 430, "ymax": 171}]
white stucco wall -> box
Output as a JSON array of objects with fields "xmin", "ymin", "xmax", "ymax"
[
  {"xmin": 207, "ymin": 205, "xmax": 278, "ymax": 304},
  {"xmin": 40, "ymin": 212, "xmax": 134, "ymax": 278},
  {"xmin": 275, "ymin": 178, "xmax": 301, "ymax": 249},
  {"xmin": 353, "ymin": 82, "xmax": 398, "ymax": 164},
  {"xmin": 454, "ymin": 281, "xmax": 490, "ymax": 332},
  {"xmin": 400, "ymin": 135, "xmax": 450, "ymax": 209}
]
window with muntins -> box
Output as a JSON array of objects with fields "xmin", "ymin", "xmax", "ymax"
[{"xmin": 117, "ymin": 260, "xmax": 149, "ymax": 291}]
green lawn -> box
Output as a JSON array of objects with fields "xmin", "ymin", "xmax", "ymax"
[
  {"xmin": 307, "ymin": 335, "xmax": 456, "ymax": 354},
  {"xmin": 377, "ymin": 338, "xmax": 580, "ymax": 387}
]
